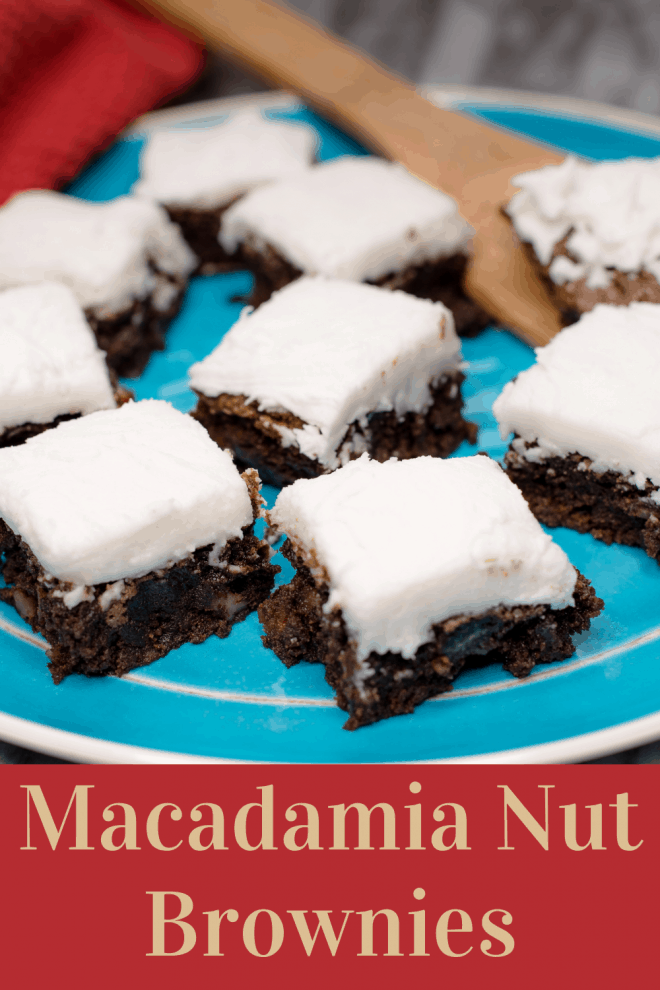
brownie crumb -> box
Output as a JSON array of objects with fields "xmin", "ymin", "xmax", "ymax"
[
  {"xmin": 165, "ymin": 202, "xmax": 240, "ymax": 275},
  {"xmin": 504, "ymin": 441, "xmax": 660, "ymax": 562},
  {"xmin": 510, "ymin": 220, "xmax": 660, "ymax": 325},
  {"xmin": 235, "ymin": 236, "xmax": 490, "ymax": 336},
  {"xmin": 0, "ymin": 384, "xmax": 134, "ymax": 448},
  {"xmin": 86, "ymin": 266, "xmax": 187, "ymax": 378},
  {"xmin": 259, "ymin": 539, "xmax": 603, "ymax": 729},
  {"xmin": 193, "ymin": 371, "xmax": 477, "ymax": 488},
  {"xmin": 0, "ymin": 518, "xmax": 279, "ymax": 683}
]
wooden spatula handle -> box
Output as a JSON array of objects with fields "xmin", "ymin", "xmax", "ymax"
[
  {"xmin": 142, "ymin": 0, "xmax": 559, "ymax": 197},
  {"xmin": 139, "ymin": 0, "xmax": 564, "ymax": 345}
]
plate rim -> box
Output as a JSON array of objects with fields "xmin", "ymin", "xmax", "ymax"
[
  {"xmin": 2, "ymin": 707, "xmax": 660, "ymax": 765},
  {"xmin": 124, "ymin": 84, "xmax": 660, "ymax": 140},
  {"xmin": 4, "ymin": 84, "xmax": 660, "ymax": 764}
]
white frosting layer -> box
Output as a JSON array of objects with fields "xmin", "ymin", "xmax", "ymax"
[
  {"xmin": 507, "ymin": 155, "xmax": 660, "ymax": 289},
  {"xmin": 0, "ymin": 191, "xmax": 196, "ymax": 316},
  {"xmin": 189, "ymin": 277, "xmax": 462, "ymax": 468},
  {"xmin": 0, "ymin": 282, "xmax": 115, "ymax": 431},
  {"xmin": 133, "ymin": 109, "xmax": 317, "ymax": 209},
  {"xmin": 269, "ymin": 455, "xmax": 576, "ymax": 661},
  {"xmin": 220, "ymin": 156, "xmax": 473, "ymax": 281},
  {"xmin": 493, "ymin": 302, "xmax": 660, "ymax": 491},
  {"xmin": 0, "ymin": 400, "xmax": 253, "ymax": 586}
]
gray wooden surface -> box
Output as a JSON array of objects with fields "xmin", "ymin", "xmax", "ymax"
[{"xmin": 191, "ymin": 0, "xmax": 660, "ymax": 114}]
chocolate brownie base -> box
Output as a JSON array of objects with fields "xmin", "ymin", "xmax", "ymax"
[
  {"xmin": 259, "ymin": 540, "xmax": 602, "ymax": 729},
  {"xmin": 0, "ymin": 384, "xmax": 134, "ymax": 449},
  {"xmin": 504, "ymin": 440, "xmax": 660, "ymax": 562},
  {"xmin": 372, "ymin": 253, "xmax": 491, "ymax": 338},
  {"xmin": 86, "ymin": 268, "xmax": 187, "ymax": 378},
  {"xmin": 236, "ymin": 236, "xmax": 490, "ymax": 336},
  {"xmin": 517, "ymin": 229, "xmax": 660, "ymax": 326},
  {"xmin": 166, "ymin": 203, "xmax": 239, "ymax": 275},
  {"xmin": 0, "ymin": 474, "xmax": 279, "ymax": 683},
  {"xmin": 192, "ymin": 371, "xmax": 478, "ymax": 488}
]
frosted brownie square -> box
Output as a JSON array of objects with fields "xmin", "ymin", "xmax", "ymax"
[
  {"xmin": 133, "ymin": 109, "xmax": 316, "ymax": 273},
  {"xmin": 506, "ymin": 156, "xmax": 660, "ymax": 324},
  {"xmin": 0, "ymin": 191, "xmax": 196, "ymax": 376},
  {"xmin": 189, "ymin": 276, "xmax": 477, "ymax": 486},
  {"xmin": 259, "ymin": 455, "xmax": 602, "ymax": 729},
  {"xmin": 219, "ymin": 156, "xmax": 491, "ymax": 336},
  {"xmin": 493, "ymin": 302, "xmax": 660, "ymax": 562},
  {"xmin": 0, "ymin": 282, "xmax": 127, "ymax": 447},
  {"xmin": 0, "ymin": 400, "xmax": 278, "ymax": 682}
]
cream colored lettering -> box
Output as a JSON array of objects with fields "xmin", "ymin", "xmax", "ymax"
[
  {"xmin": 283, "ymin": 803, "xmax": 323, "ymax": 851},
  {"xmin": 431, "ymin": 803, "xmax": 470, "ymax": 850},
  {"xmin": 234, "ymin": 785, "xmax": 277, "ymax": 851},
  {"xmin": 146, "ymin": 803, "xmax": 183, "ymax": 851},
  {"xmin": 409, "ymin": 886, "xmax": 429, "ymax": 956},
  {"xmin": 242, "ymin": 910, "xmax": 284, "ymax": 957},
  {"xmin": 435, "ymin": 909, "xmax": 473, "ymax": 957},
  {"xmin": 288, "ymin": 911, "xmax": 353, "ymax": 956},
  {"xmin": 481, "ymin": 910, "xmax": 515, "ymax": 956},
  {"xmin": 498, "ymin": 785, "xmax": 555, "ymax": 850},
  {"xmin": 405, "ymin": 780, "xmax": 425, "ymax": 850},
  {"xmin": 146, "ymin": 891, "xmax": 196, "ymax": 956},
  {"xmin": 329, "ymin": 803, "xmax": 399, "ymax": 850},
  {"xmin": 21, "ymin": 784, "xmax": 94, "ymax": 851},
  {"xmin": 560, "ymin": 804, "xmax": 606, "ymax": 851},
  {"xmin": 101, "ymin": 803, "xmax": 140, "ymax": 851},
  {"xmin": 204, "ymin": 909, "xmax": 239, "ymax": 956},
  {"xmin": 609, "ymin": 792, "xmax": 643, "ymax": 851},
  {"xmin": 357, "ymin": 909, "xmax": 404, "ymax": 956},
  {"xmin": 189, "ymin": 803, "xmax": 228, "ymax": 851}
]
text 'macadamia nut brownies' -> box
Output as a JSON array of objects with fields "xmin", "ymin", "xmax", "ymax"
[
  {"xmin": 218, "ymin": 156, "xmax": 491, "ymax": 336},
  {"xmin": 493, "ymin": 302, "xmax": 660, "ymax": 563},
  {"xmin": 0, "ymin": 282, "xmax": 128, "ymax": 448},
  {"xmin": 189, "ymin": 276, "xmax": 477, "ymax": 487},
  {"xmin": 0, "ymin": 400, "xmax": 278, "ymax": 683},
  {"xmin": 506, "ymin": 155, "xmax": 660, "ymax": 324},
  {"xmin": 0, "ymin": 190, "xmax": 196, "ymax": 377},
  {"xmin": 258, "ymin": 455, "xmax": 603, "ymax": 729},
  {"xmin": 132, "ymin": 108, "xmax": 317, "ymax": 273}
]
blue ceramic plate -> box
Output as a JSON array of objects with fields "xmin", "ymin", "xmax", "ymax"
[{"xmin": 1, "ymin": 90, "xmax": 660, "ymax": 763}]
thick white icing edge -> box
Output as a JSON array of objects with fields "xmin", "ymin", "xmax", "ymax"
[
  {"xmin": 269, "ymin": 454, "xmax": 577, "ymax": 662},
  {"xmin": 493, "ymin": 302, "xmax": 660, "ymax": 494},
  {"xmin": 0, "ymin": 282, "xmax": 116, "ymax": 430},
  {"xmin": 189, "ymin": 277, "xmax": 463, "ymax": 468},
  {"xmin": 0, "ymin": 191, "xmax": 196, "ymax": 315},
  {"xmin": 0, "ymin": 399, "xmax": 254, "ymax": 586},
  {"xmin": 507, "ymin": 155, "xmax": 660, "ymax": 289},
  {"xmin": 132, "ymin": 109, "xmax": 317, "ymax": 209},
  {"xmin": 220, "ymin": 156, "xmax": 473, "ymax": 282}
]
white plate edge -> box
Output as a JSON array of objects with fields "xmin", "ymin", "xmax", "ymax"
[
  {"xmin": 2, "ymin": 708, "xmax": 660, "ymax": 766},
  {"xmin": 124, "ymin": 85, "xmax": 660, "ymax": 140}
]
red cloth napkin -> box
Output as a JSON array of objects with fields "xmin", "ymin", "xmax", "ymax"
[{"xmin": 0, "ymin": 0, "xmax": 203, "ymax": 205}]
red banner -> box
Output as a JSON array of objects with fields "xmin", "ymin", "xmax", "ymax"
[{"xmin": 1, "ymin": 765, "xmax": 656, "ymax": 988}]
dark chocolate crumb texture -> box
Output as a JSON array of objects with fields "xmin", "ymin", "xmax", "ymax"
[
  {"xmin": 0, "ymin": 471, "xmax": 278, "ymax": 683},
  {"xmin": 505, "ymin": 441, "xmax": 660, "ymax": 564},
  {"xmin": 259, "ymin": 540, "xmax": 603, "ymax": 730},
  {"xmin": 193, "ymin": 372, "xmax": 477, "ymax": 488},
  {"xmin": 237, "ymin": 235, "xmax": 490, "ymax": 336},
  {"xmin": 504, "ymin": 156, "xmax": 660, "ymax": 325},
  {"xmin": 166, "ymin": 203, "xmax": 240, "ymax": 275},
  {"xmin": 86, "ymin": 268, "xmax": 187, "ymax": 379},
  {"xmin": 0, "ymin": 384, "xmax": 133, "ymax": 449},
  {"xmin": 520, "ymin": 233, "xmax": 660, "ymax": 326}
]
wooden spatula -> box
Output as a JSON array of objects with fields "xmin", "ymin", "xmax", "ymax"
[{"xmin": 140, "ymin": 0, "xmax": 565, "ymax": 346}]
